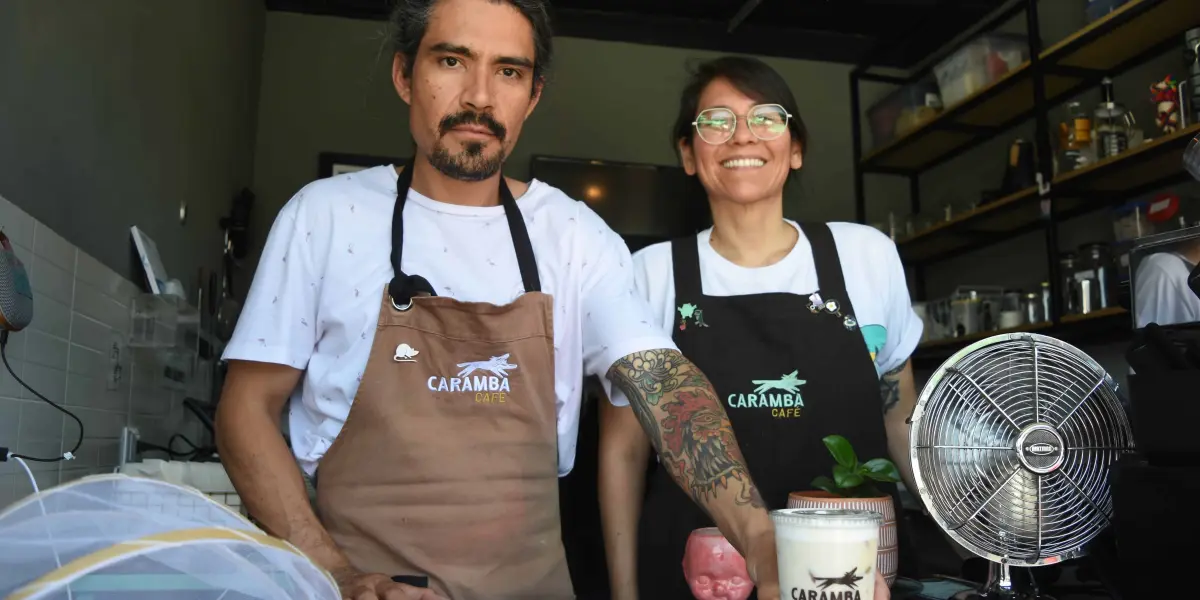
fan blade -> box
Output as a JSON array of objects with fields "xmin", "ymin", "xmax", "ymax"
[
  {"xmin": 1055, "ymin": 375, "xmax": 1106, "ymax": 429},
  {"xmin": 949, "ymin": 367, "xmax": 1022, "ymax": 431},
  {"xmin": 946, "ymin": 466, "xmax": 1021, "ymax": 531}
]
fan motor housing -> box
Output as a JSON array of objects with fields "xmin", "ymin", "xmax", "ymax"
[{"xmin": 1016, "ymin": 424, "xmax": 1066, "ymax": 474}]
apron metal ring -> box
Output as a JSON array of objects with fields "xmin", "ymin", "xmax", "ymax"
[{"xmin": 390, "ymin": 296, "xmax": 414, "ymax": 312}]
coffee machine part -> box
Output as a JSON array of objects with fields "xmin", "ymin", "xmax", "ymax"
[{"xmin": 1186, "ymin": 129, "xmax": 1200, "ymax": 181}]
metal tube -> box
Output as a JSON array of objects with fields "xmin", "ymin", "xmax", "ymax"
[
  {"xmin": 909, "ymin": 173, "xmax": 921, "ymax": 216},
  {"xmin": 851, "ymin": 71, "xmax": 866, "ymax": 224},
  {"xmin": 727, "ymin": 0, "xmax": 763, "ymax": 33},
  {"xmin": 1025, "ymin": 0, "xmax": 1060, "ymax": 323}
]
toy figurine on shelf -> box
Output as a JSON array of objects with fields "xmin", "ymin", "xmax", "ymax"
[{"xmin": 1151, "ymin": 75, "xmax": 1182, "ymax": 135}]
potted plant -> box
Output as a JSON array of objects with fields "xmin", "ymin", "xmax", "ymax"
[{"xmin": 787, "ymin": 435, "xmax": 901, "ymax": 586}]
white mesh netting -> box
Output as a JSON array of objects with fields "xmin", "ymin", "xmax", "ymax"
[{"xmin": 0, "ymin": 474, "xmax": 339, "ymax": 600}]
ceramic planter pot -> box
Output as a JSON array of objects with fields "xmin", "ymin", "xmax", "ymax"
[{"xmin": 787, "ymin": 491, "xmax": 898, "ymax": 586}]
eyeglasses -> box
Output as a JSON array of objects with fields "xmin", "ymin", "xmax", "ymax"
[{"xmin": 692, "ymin": 103, "xmax": 792, "ymax": 145}]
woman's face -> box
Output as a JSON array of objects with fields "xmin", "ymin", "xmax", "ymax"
[{"xmin": 679, "ymin": 77, "xmax": 803, "ymax": 205}]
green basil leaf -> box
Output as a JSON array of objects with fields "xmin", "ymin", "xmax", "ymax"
[
  {"xmin": 863, "ymin": 458, "xmax": 902, "ymax": 482},
  {"xmin": 811, "ymin": 475, "xmax": 843, "ymax": 496},
  {"xmin": 823, "ymin": 435, "xmax": 858, "ymax": 469},
  {"xmin": 833, "ymin": 464, "xmax": 864, "ymax": 489}
]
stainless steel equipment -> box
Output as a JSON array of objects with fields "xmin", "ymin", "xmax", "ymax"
[
  {"xmin": 1186, "ymin": 129, "xmax": 1200, "ymax": 180},
  {"xmin": 1186, "ymin": 28, "xmax": 1200, "ymax": 126},
  {"xmin": 1057, "ymin": 254, "xmax": 1079, "ymax": 315},
  {"xmin": 1023, "ymin": 292, "xmax": 1042, "ymax": 324},
  {"xmin": 1074, "ymin": 243, "xmax": 1114, "ymax": 314},
  {"xmin": 1128, "ymin": 224, "xmax": 1200, "ymax": 328},
  {"xmin": 910, "ymin": 333, "xmax": 1135, "ymax": 599}
]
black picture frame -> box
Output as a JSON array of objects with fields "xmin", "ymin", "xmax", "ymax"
[{"xmin": 317, "ymin": 152, "xmax": 407, "ymax": 179}]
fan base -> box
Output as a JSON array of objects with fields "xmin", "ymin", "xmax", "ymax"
[{"xmin": 952, "ymin": 592, "xmax": 1054, "ymax": 600}]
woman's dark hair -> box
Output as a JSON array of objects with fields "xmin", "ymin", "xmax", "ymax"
[
  {"xmin": 672, "ymin": 56, "xmax": 808, "ymax": 157},
  {"xmin": 389, "ymin": 0, "xmax": 553, "ymax": 86}
]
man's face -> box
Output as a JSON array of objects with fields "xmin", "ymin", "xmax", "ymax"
[{"xmin": 394, "ymin": 0, "xmax": 542, "ymax": 181}]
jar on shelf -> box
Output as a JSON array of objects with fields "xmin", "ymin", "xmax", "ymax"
[{"xmin": 1075, "ymin": 242, "xmax": 1115, "ymax": 314}]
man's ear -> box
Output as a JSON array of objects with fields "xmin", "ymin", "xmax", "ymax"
[
  {"xmin": 524, "ymin": 77, "xmax": 544, "ymax": 120},
  {"xmin": 678, "ymin": 139, "xmax": 697, "ymax": 175},
  {"xmin": 393, "ymin": 53, "xmax": 413, "ymax": 105}
]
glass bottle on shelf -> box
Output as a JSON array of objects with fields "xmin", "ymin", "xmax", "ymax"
[
  {"xmin": 1093, "ymin": 77, "xmax": 1129, "ymax": 160},
  {"xmin": 1059, "ymin": 101, "xmax": 1094, "ymax": 171}
]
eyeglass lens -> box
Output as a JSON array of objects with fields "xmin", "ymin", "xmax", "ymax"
[{"xmin": 695, "ymin": 104, "xmax": 789, "ymax": 144}]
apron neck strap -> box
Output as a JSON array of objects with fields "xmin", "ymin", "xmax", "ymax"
[
  {"xmin": 798, "ymin": 222, "xmax": 856, "ymax": 315},
  {"xmin": 671, "ymin": 236, "xmax": 704, "ymax": 300},
  {"xmin": 389, "ymin": 159, "xmax": 542, "ymax": 308}
]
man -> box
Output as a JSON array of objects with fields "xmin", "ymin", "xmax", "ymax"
[{"xmin": 215, "ymin": 1, "xmax": 779, "ymax": 599}]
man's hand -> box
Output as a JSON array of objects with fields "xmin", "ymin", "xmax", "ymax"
[
  {"xmin": 742, "ymin": 531, "xmax": 889, "ymax": 600},
  {"xmin": 333, "ymin": 568, "xmax": 448, "ymax": 600},
  {"xmin": 744, "ymin": 529, "xmax": 779, "ymax": 600},
  {"xmin": 874, "ymin": 571, "xmax": 891, "ymax": 599}
]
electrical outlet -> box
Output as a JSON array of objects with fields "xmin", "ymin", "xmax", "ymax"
[{"xmin": 118, "ymin": 426, "xmax": 140, "ymax": 467}]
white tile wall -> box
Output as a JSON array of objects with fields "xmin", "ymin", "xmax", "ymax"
[{"xmin": 0, "ymin": 194, "xmax": 211, "ymax": 509}]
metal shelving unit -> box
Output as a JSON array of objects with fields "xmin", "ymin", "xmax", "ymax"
[{"xmin": 849, "ymin": 0, "xmax": 1200, "ymax": 365}]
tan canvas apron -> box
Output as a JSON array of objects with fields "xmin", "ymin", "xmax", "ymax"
[{"xmin": 314, "ymin": 161, "xmax": 574, "ymax": 599}]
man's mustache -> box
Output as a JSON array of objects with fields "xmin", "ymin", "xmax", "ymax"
[{"xmin": 439, "ymin": 111, "xmax": 507, "ymax": 141}]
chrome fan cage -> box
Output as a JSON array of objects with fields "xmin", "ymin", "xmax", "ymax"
[{"xmin": 910, "ymin": 333, "xmax": 1135, "ymax": 569}]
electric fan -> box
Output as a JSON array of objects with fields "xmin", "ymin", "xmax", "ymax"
[{"xmin": 910, "ymin": 333, "xmax": 1135, "ymax": 599}]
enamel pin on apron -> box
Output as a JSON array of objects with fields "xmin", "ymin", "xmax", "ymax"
[
  {"xmin": 393, "ymin": 343, "xmax": 419, "ymax": 362},
  {"xmin": 809, "ymin": 293, "xmax": 858, "ymax": 330}
]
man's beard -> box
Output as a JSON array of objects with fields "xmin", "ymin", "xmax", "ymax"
[{"xmin": 428, "ymin": 110, "xmax": 508, "ymax": 182}]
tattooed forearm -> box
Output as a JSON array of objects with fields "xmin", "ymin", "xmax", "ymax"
[
  {"xmin": 608, "ymin": 349, "xmax": 764, "ymax": 510},
  {"xmin": 880, "ymin": 363, "xmax": 904, "ymax": 413}
]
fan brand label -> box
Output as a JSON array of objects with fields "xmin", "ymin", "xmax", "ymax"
[{"xmin": 1026, "ymin": 443, "xmax": 1058, "ymax": 455}]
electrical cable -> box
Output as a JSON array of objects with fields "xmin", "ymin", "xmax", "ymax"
[
  {"xmin": 11, "ymin": 455, "xmax": 74, "ymax": 600},
  {"xmin": 0, "ymin": 330, "xmax": 84, "ymax": 463}
]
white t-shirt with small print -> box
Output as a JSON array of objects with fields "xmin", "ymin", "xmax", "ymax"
[
  {"xmin": 604, "ymin": 220, "xmax": 923, "ymax": 408},
  {"xmin": 222, "ymin": 165, "xmax": 674, "ymax": 477}
]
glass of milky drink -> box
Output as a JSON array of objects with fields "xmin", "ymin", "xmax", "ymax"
[{"xmin": 771, "ymin": 508, "xmax": 882, "ymax": 600}]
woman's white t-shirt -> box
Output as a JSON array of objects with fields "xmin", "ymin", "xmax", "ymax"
[{"xmin": 605, "ymin": 220, "xmax": 923, "ymax": 408}]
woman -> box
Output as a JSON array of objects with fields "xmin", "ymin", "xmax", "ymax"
[{"xmin": 598, "ymin": 56, "xmax": 922, "ymax": 600}]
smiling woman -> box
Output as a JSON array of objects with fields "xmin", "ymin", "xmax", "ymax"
[{"xmin": 598, "ymin": 56, "xmax": 921, "ymax": 600}]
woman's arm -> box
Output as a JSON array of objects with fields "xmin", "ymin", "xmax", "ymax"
[
  {"xmin": 881, "ymin": 359, "xmax": 918, "ymax": 497},
  {"xmin": 599, "ymin": 396, "xmax": 654, "ymax": 600}
]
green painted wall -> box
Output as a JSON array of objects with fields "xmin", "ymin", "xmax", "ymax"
[{"xmin": 0, "ymin": 0, "xmax": 265, "ymax": 288}]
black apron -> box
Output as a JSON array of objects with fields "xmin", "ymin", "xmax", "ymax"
[{"xmin": 635, "ymin": 222, "xmax": 904, "ymax": 599}]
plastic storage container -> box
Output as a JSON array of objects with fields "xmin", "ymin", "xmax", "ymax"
[
  {"xmin": 934, "ymin": 33, "xmax": 1029, "ymax": 107},
  {"xmin": 867, "ymin": 80, "xmax": 943, "ymax": 149}
]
